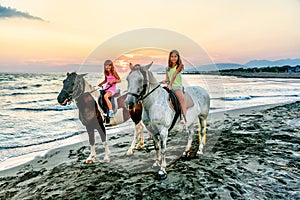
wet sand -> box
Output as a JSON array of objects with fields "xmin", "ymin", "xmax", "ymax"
[{"xmin": 0, "ymin": 102, "xmax": 299, "ymax": 199}]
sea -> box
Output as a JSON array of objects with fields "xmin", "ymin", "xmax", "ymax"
[{"xmin": 1, "ymin": 72, "xmax": 300, "ymax": 170}]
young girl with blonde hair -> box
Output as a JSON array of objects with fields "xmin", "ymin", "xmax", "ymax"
[{"xmin": 98, "ymin": 60, "xmax": 121, "ymax": 117}]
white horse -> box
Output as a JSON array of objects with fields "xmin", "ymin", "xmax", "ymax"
[
  {"xmin": 125, "ymin": 62, "xmax": 210, "ymax": 179},
  {"xmin": 57, "ymin": 72, "xmax": 145, "ymax": 163}
]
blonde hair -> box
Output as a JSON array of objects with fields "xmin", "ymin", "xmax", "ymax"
[{"xmin": 103, "ymin": 60, "xmax": 116, "ymax": 76}]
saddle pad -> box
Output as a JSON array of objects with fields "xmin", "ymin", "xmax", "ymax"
[{"xmin": 184, "ymin": 92, "xmax": 194, "ymax": 109}]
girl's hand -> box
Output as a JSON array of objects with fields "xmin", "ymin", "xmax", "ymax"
[{"xmin": 167, "ymin": 84, "xmax": 172, "ymax": 90}]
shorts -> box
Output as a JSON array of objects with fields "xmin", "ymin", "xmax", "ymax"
[{"xmin": 172, "ymin": 86, "xmax": 183, "ymax": 91}]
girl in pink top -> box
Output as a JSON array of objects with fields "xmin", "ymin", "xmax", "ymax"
[{"xmin": 98, "ymin": 60, "xmax": 121, "ymax": 117}]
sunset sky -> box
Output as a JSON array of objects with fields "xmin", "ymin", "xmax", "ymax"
[{"xmin": 0, "ymin": 0, "xmax": 300, "ymax": 72}]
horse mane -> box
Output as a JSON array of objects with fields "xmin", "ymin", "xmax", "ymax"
[
  {"xmin": 146, "ymin": 69, "xmax": 158, "ymax": 85},
  {"xmin": 130, "ymin": 63, "xmax": 158, "ymax": 85}
]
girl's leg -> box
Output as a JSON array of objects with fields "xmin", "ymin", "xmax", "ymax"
[
  {"xmin": 104, "ymin": 92, "xmax": 113, "ymax": 110},
  {"xmin": 175, "ymin": 89, "xmax": 187, "ymax": 122}
]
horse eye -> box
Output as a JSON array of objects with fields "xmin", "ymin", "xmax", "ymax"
[{"xmin": 63, "ymin": 80, "xmax": 66, "ymax": 83}]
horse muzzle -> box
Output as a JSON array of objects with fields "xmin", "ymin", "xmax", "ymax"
[
  {"xmin": 57, "ymin": 93, "xmax": 69, "ymax": 106},
  {"xmin": 125, "ymin": 95, "xmax": 136, "ymax": 110}
]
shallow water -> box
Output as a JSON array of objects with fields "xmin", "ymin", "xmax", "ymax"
[{"xmin": 0, "ymin": 72, "xmax": 300, "ymax": 168}]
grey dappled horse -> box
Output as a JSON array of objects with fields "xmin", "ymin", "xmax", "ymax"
[
  {"xmin": 125, "ymin": 62, "xmax": 210, "ymax": 179},
  {"xmin": 57, "ymin": 72, "xmax": 144, "ymax": 163}
]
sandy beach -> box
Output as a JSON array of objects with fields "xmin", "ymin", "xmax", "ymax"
[{"xmin": 0, "ymin": 101, "xmax": 299, "ymax": 199}]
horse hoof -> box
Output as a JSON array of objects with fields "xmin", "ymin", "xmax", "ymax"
[
  {"xmin": 158, "ymin": 170, "xmax": 167, "ymax": 180},
  {"xmin": 127, "ymin": 149, "xmax": 133, "ymax": 156},
  {"xmin": 136, "ymin": 144, "xmax": 144, "ymax": 150},
  {"xmin": 152, "ymin": 161, "xmax": 160, "ymax": 168},
  {"xmin": 86, "ymin": 155, "xmax": 95, "ymax": 163},
  {"xmin": 197, "ymin": 151, "xmax": 203, "ymax": 157},
  {"xmin": 182, "ymin": 151, "xmax": 190, "ymax": 157},
  {"xmin": 104, "ymin": 156, "xmax": 110, "ymax": 163},
  {"xmin": 86, "ymin": 159, "xmax": 94, "ymax": 164}
]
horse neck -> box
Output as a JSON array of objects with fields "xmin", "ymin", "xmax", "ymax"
[
  {"xmin": 74, "ymin": 78, "xmax": 99, "ymax": 102},
  {"xmin": 83, "ymin": 80, "xmax": 100, "ymax": 100},
  {"xmin": 146, "ymin": 71, "xmax": 158, "ymax": 90},
  {"xmin": 142, "ymin": 71, "xmax": 166, "ymax": 108}
]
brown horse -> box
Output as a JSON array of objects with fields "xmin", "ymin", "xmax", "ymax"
[{"xmin": 57, "ymin": 72, "xmax": 144, "ymax": 163}]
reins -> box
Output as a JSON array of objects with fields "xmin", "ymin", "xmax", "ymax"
[
  {"xmin": 88, "ymin": 82, "xmax": 114, "ymax": 94},
  {"xmin": 127, "ymin": 68, "xmax": 162, "ymax": 102},
  {"xmin": 137, "ymin": 84, "xmax": 161, "ymax": 101}
]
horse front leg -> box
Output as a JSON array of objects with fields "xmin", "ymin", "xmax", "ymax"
[
  {"xmin": 152, "ymin": 134, "xmax": 161, "ymax": 168},
  {"xmin": 86, "ymin": 126, "xmax": 96, "ymax": 163},
  {"xmin": 197, "ymin": 117, "xmax": 207, "ymax": 156},
  {"xmin": 158, "ymin": 127, "xmax": 168, "ymax": 180}
]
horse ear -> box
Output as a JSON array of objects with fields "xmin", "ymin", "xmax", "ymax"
[
  {"xmin": 80, "ymin": 73, "xmax": 87, "ymax": 77},
  {"xmin": 129, "ymin": 63, "xmax": 134, "ymax": 71},
  {"xmin": 67, "ymin": 72, "xmax": 70, "ymax": 76},
  {"xmin": 144, "ymin": 61, "xmax": 153, "ymax": 71}
]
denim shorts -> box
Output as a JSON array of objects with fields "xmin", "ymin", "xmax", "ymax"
[{"xmin": 172, "ymin": 86, "xmax": 183, "ymax": 91}]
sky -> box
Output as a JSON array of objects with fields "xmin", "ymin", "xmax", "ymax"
[{"xmin": 0, "ymin": 0, "xmax": 300, "ymax": 72}]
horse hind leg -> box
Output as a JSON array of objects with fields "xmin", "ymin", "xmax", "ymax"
[
  {"xmin": 127, "ymin": 121, "xmax": 142, "ymax": 156},
  {"xmin": 102, "ymin": 141, "xmax": 111, "ymax": 163},
  {"xmin": 183, "ymin": 127, "xmax": 194, "ymax": 157},
  {"xmin": 96, "ymin": 123, "xmax": 111, "ymax": 163},
  {"xmin": 197, "ymin": 116, "xmax": 207, "ymax": 156}
]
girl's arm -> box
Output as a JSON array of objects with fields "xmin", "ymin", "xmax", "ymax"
[
  {"xmin": 168, "ymin": 64, "xmax": 183, "ymax": 88},
  {"xmin": 98, "ymin": 76, "xmax": 107, "ymax": 87}
]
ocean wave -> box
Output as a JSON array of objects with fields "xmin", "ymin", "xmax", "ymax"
[
  {"xmin": 222, "ymin": 96, "xmax": 252, "ymax": 101},
  {"xmin": 1, "ymin": 84, "xmax": 42, "ymax": 91},
  {"xmin": 11, "ymin": 106, "xmax": 76, "ymax": 112},
  {"xmin": 16, "ymin": 98, "xmax": 53, "ymax": 105},
  {"xmin": 0, "ymin": 131, "xmax": 85, "ymax": 150},
  {"xmin": 7, "ymin": 92, "xmax": 58, "ymax": 96},
  {"xmin": 32, "ymin": 84, "xmax": 42, "ymax": 88},
  {"xmin": 220, "ymin": 94, "xmax": 300, "ymax": 101}
]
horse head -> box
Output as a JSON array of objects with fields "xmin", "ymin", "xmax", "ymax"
[
  {"xmin": 125, "ymin": 62, "xmax": 153, "ymax": 109},
  {"xmin": 57, "ymin": 72, "xmax": 87, "ymax": 106}
]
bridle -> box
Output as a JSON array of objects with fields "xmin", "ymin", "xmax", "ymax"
[
  {"xmin": 127, "ymin": 69, "xmax": 160, "ymax": 102},
  {"xmin": 62, "ymin": 75, "xmax": 85, "ymax": 104}
]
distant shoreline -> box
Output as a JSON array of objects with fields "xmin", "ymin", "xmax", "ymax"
[
  {"xmin": 180, "ymin": 71, "xmax": 300, "ymax": 79},
  {"xmin": 220, "ymin": 71, "xmax": 300, "ymax": 79}
]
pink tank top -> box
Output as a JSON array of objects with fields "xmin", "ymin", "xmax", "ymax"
[{"xmin": 105, "ymin": 75, "xmax": 117, "ymax": 95}]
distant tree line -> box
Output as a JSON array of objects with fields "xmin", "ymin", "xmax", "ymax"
[{"xmin": 221, "ymin": 65, "xmax": 300, "ymax": 73}]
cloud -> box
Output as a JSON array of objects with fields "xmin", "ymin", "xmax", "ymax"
[{"xmin": 0, "ymin": 5, "xmax": 44, "ymax": 21}]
